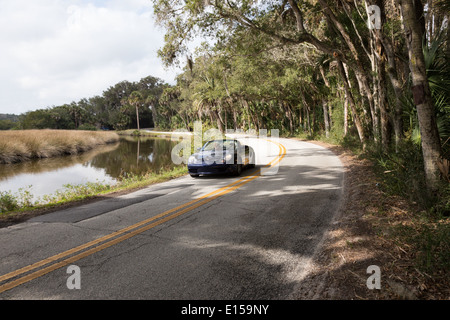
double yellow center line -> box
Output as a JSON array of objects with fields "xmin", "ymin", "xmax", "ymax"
[{"xmin": 0, "ymin": 139, "xmax": 286, "ymax": 294}]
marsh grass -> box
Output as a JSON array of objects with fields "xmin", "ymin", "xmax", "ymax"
[{"xmin": 0, "ymin": 129, "xmax": 119, "ymax": 164}]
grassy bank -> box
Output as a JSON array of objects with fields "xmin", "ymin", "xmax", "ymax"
[
  {"xmin": 0, "ymin": 165, "xmax": 188, "ymax": 222},
  {"xmin": 0, "ymin": 129, "xmax": 119, "ymax": 164}
]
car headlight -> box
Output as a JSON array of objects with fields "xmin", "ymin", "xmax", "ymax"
[
  {"xmin": 224, "ymin": 153, "xmax": 233, "ymax": 163},
  {"xmin": 188, "ymin": 155, "xmax": 201, "ymax": 164}
]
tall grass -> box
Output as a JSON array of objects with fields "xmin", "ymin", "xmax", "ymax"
[{"xmin": 0, "ymin": 130, "xmax": 119, "ymax": 164}]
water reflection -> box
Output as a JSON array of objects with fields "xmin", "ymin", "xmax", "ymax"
[
  {"xmin": 0, "ymin": 137, "xmax": 179, "ymax": 200},
  {"xmin": 91, "ymin": 136, "xmax": 178, "ymax": 178}
]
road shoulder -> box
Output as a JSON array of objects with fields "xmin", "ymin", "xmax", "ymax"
[{"xmin": 291, "ymin": 139, "xmax": 447, "ymax": 300}]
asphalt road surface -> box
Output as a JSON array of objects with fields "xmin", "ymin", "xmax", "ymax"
[{"xmin": 0, "ymin": 136, "xmax": 344, "ymax": 299}]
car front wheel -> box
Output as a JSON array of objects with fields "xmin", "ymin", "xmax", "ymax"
[{"xmin": 234, "ymin": 163, "xmax": 242, "ymax": 176}]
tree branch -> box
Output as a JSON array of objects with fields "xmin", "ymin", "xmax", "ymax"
[{"xmin": 287, "ymin": 0, "xmax": 306, "ymax": 33}]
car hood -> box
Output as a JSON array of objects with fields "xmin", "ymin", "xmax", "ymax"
[{"xmin": 193, "ymin": 150, "xmax": 232, "ymax": 161}]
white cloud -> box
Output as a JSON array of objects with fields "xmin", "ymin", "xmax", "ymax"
[{"xmin": 0, "ymin": 0, "xmax": 180, "ymax": 114}]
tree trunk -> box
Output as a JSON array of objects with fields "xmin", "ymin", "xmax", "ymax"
[
  {"xmin": 377, "ymin": 55, "xmax": 391, "ymax": 152},
  {"xmin": 241, "ymin": 99, "xmax": 254, "ymax": 131},
  {"xmin": 373, "ymin": 8, "xmax": 391, "ymax": 151},
  {"xmin": 312, "ymin": 101, "xmax": 317, "ymax": 131},
  {"xmin": 319, "ymin": 0, "xmax": 375, "ymax": 140},
  {"xmin": 298, "ymin": 104, "xmax": 303, "ymax": 131},
  {"xmin": 322, "ymin": 99, "xmax": 330, "ymax": 138},
  {"xmin": 300, "ymin": 91, "xmax": 312, "ymax": 136},
  {"xmin": 398, "ymin": 0, "xmax": 442, "ymax": 194},
  {"xmin": 319, "ymin": 64, "xmax": 334, "ymax": 130},
  {"xmin": 283, "ymin": 102, "xmax": 294, "ymax": 135},
  {"xmin": 136, "ymin": 105, "xmax": 140, "ymax": 131},
  {"xmin": 337, "ymin": 60, "xmax": 366, "ymax": 148},
  {"xmin": 232, "ymin": 107, "xmax": 238, "ymax": 130},
  {"xmin": 380, "ymin": 30, "xmax": 405, "ymax": 151},
  {"xmin": 306, "ymin": 106, "xmax": 312, "ymax": 136},
  {"xmin": 215, "ymin": 105, "xmax": 225, "ymax": 133},
  {"xmin": 344, "ymin": 91, "xmax": 349, "ymax": 136}
]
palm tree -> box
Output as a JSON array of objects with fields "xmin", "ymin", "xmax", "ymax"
[{"xmin": 128, "ymin": 91, "xmax": 144, "ymax": 131}]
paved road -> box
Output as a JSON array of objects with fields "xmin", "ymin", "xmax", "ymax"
[{"xmin": 0, "ymin": 137, "xmax": 343, "ymax": 299}]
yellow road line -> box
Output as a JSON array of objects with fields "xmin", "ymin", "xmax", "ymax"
[
  {"xmin": 0, "ymin": 173, "xmax": 256, "ymax": 284},
  {"xmin": 0, "ymin": 174, "xmax": 262, "ymax": 294},
  {"xmin": 0, "ymin": 138, "xmax": 286, "ymax": 294}
]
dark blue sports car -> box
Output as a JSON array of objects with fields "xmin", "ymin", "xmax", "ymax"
[{"xmin": 187, "ymin": 139, "xmax": 255, "ymax": 177}]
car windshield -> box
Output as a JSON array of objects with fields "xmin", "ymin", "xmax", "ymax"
[{"xmin": 202, "ymin": 140, "xmax": 236, "ymax": 151}]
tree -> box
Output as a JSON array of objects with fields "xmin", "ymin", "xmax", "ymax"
[
  {"xmin": 19, "ymin": 109, "xmax": 57, "ymax": 129},
  {"xmin": 397, "ymin": 0, "xmax": 443, "ymax": 194},
  {"xmin": 127, "ymin": 91, "xmax": 144, "ymax": 131},
  {"xmin": 137, "ymin": 76, "xmax": 167, "ymax": 129},
  {"xmin": 151, "ymin": 0, "xmax": 375, "ymax": 145}
]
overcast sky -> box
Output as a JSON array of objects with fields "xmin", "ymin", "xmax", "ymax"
[{"xmin": 0, "ymin": 0, "xmax": 181, "ymax": 115}]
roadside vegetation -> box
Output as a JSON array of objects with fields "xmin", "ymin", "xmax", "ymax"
[
  {"xmin": 294, "ymin": 132, "xmax": 449, "ymax": 297},
  {"xmin": 0, "ymin": 165, "xmax": 187, "ymax": 221}
]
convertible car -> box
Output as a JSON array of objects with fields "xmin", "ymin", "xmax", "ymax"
[{"xmin": 187, "ymin": 139, "xmax": 255, "ymax": 177}]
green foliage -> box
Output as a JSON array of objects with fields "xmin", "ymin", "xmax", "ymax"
[
  {"xmin": 370, "ymin": 140, "xmax": 429, "ymax": 204},
  {"xmin": 424, "ymin": 31, "xmax": 450, "ymax": 144},
  {"xmin": 0, "ymin": 191, "xmax": 19, "ymax": 213},
  {"xmin": 0, "ymin": 119, "xmax": 18, "ymax": 130},
  {"xmin": 44, "ymin": 182, "xmax": 113, "ymax": 203},
  {"xmin": 415, "ymin": 223, "xmax": 450, "ymax": 272},
  {"xmin": 0, "ymin": 114, "xmax": 19, "ymax": 130},
  {"xmin": 77, "ymin": 123, "xmax": 97, "ymax": 131},
  {"xmin": 0, "ymin": 186, "xmax": 34, "ymax": 214},
  {"xmin": 400, "ymin": 30, "xmax": 450, "ymax": 166},
  {"xmin": 19, "ymin": 109, "xmax": 57, "ymax": 129},
  {"xmin": 366, "ymin": 137, "xmax": 450, "ymax": 217},
  {"xmin": 9, "ymin": 76, "xmax": 166, "ymax": 132}
]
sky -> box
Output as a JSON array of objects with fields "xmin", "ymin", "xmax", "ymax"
[{"xmin": 0, "ymin": 0, "xmax": 182, "ymax": 115}]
